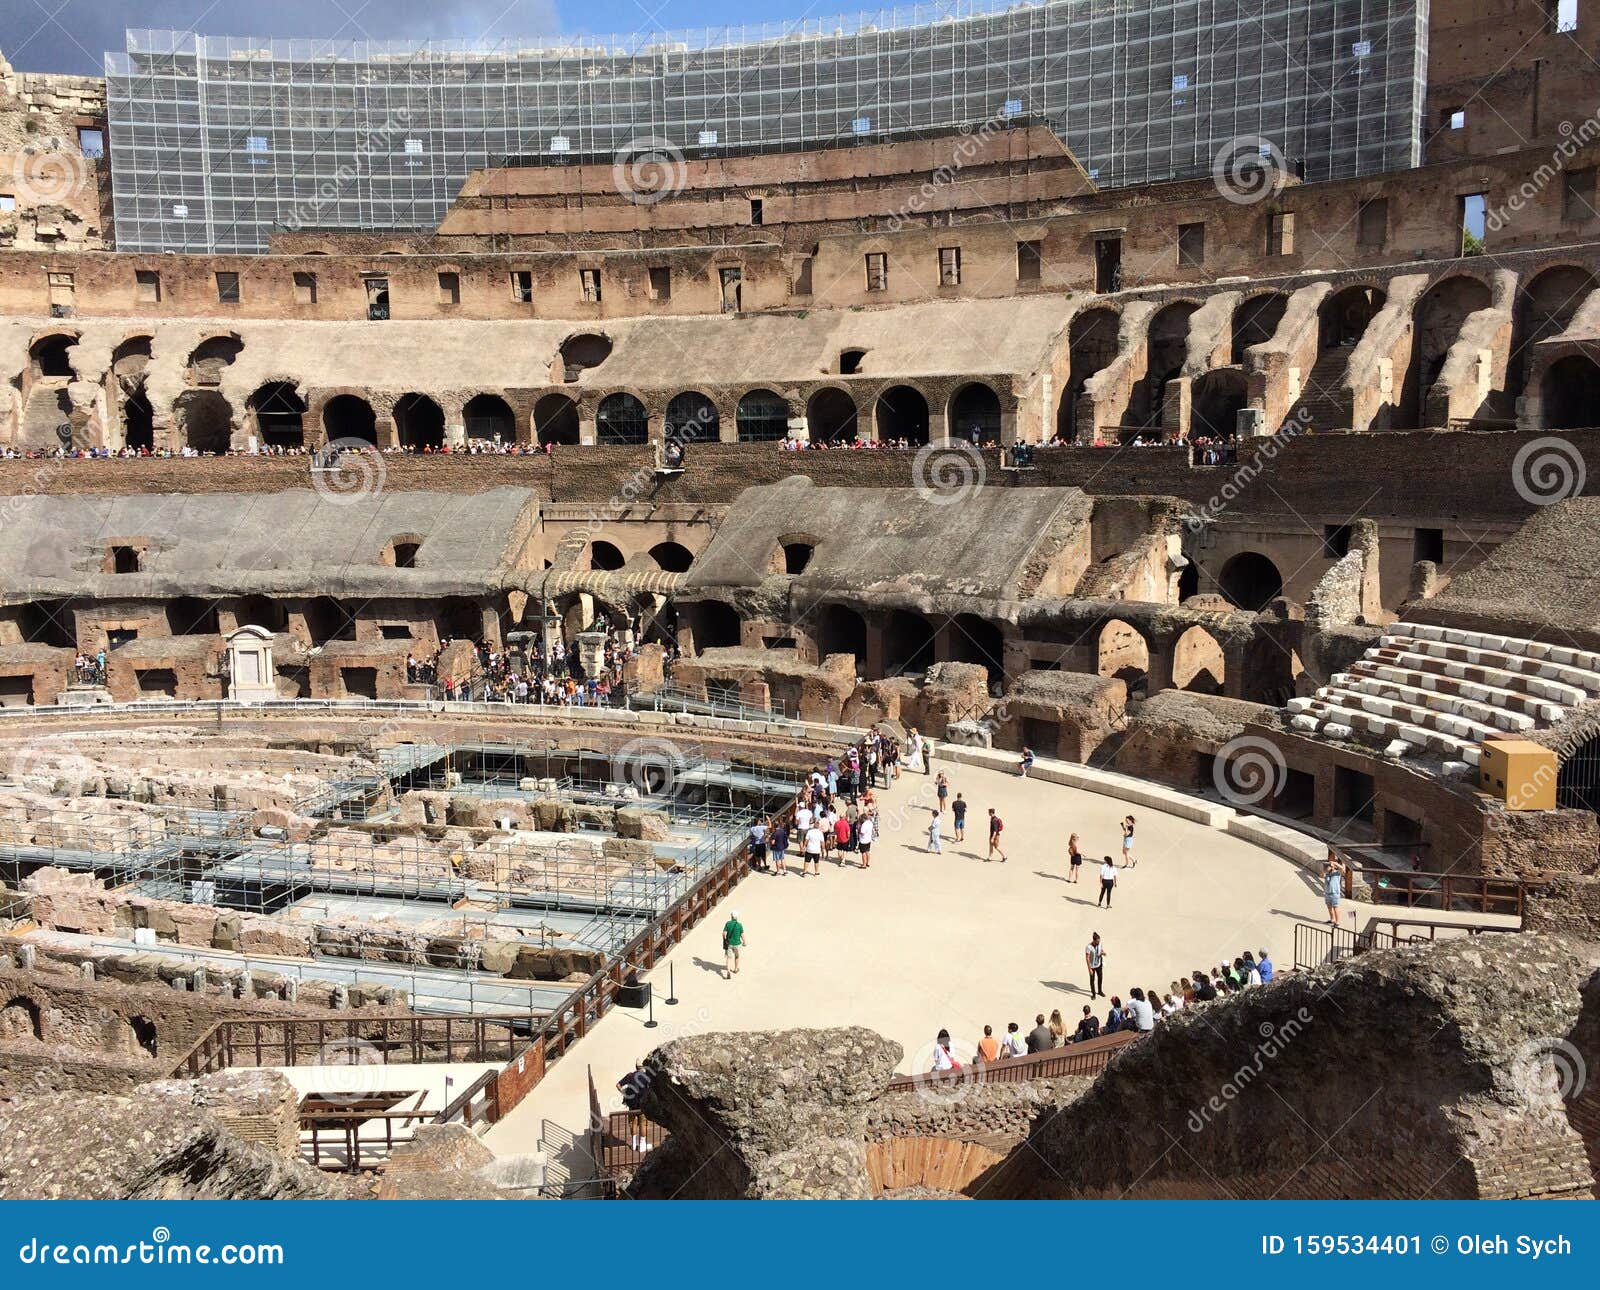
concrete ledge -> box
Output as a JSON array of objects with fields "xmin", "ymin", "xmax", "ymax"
[
  {"xmin": 934, "ymin": 745, "xmax": 1235, "ymax": 828},
  {"xmin": 1224, "ymin": 814, "xmax": 1326, "ymax": 876}
]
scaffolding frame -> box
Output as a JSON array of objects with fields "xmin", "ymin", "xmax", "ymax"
[{"xmin": 104, "ymin": 1, "xmax": 1428, "ymax": 252}]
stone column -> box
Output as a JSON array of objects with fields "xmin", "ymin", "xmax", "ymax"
[{"xmin": 576, "ymin": 629, "xmax": 608, "ymax": 678}]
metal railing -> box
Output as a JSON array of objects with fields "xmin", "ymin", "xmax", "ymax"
[
  {"xmin": 1292, "ymin": 915, "xmax": 1515, "ymax": 970},
  {"xmin": 629, "ymin": 683, "xmax": 795, "ymax": 723}
]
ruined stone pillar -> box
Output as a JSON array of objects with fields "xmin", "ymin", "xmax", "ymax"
[
  {"xmin": 1145, "ymin": 635, "xmax": 1176, "ymax": 696},
  {"xmin": 579, "ymin": 415, "xmax": 598, "ymax": 446},
  {"xmin": 376, "ymin": 415, "xmax": 400, "ymax": 449},
  {"xmin": 576, "ymin": 629, "xmax": 608, "ymax": 677}
]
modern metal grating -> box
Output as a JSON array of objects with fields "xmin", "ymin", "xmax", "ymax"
[{"xmin": 104, "ymin": 0, "xmax": 1429, "ymax": 253}]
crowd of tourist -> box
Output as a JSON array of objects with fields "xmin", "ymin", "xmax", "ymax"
[
  {"xmin": 71, "ymin": 651, "xmax": 107, "ymax": 686},
  {"xmin": 930, "ymin": 947, "xmax": 1276, "ymax": 1072},
  {"xmin": 404, "ymin": 628, "xmax": 642, "ymax": 706}
]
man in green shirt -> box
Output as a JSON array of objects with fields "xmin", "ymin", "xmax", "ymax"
[{"xmin": 723, "ymin": 911, "xmax": 746, "ymax": 979}]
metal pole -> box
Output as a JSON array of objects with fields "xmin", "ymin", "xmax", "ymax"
[
  {"xmin": 665, "ymin": 961, "xmax": 678, "ymax": 1006},
  {"xmin": 644, "ymin": 991, "xmax": 657, "ymax": 1029}
]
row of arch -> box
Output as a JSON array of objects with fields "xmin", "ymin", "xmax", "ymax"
[
  {"xmin": 136, "ymin": 382, "xmax": 1010, "ymax": 451},
  {"xmin": 1054, "ymin": 261, "xmax": 1600, "ymax": 438}
]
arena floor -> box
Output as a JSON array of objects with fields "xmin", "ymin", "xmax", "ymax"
[{"xmin": 485, "ymin": 757, "xmax": 1340, "ymax": 1172}]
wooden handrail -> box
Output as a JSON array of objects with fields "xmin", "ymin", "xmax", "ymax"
[{"xmin": 883, "ymin": 1028, "xmax": 1140, "ymax": 1092}]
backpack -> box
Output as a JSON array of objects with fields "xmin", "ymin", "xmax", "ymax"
[{"xmin": 991, "ymin": 816, "xmax": 1003, "ymax": 833}]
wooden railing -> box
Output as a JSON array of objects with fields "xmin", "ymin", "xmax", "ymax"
[
  {"xmin": 167, "ymin": 1013, "xmax": 538, "ymax": 1079},
  {"xmin": 434, "ymin": 1068, "xmax": 500, "ymax": 1128},
  {"xmin": 883, "ymin": 1028, "xmax": 1140, "ymax": 1093},
  {"xmin": 1352, "ymin": 864, "xmax": 1527, "ymax": 919}
]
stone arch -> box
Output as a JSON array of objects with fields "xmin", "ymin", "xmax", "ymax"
[
  {"xmin": 394, "ymin": 392, "xmax": 445, "ymax": 450},
  {"xmin": 807, "ymin": 387, "xmax": 858, "ymax": 443},
  {"xmin": 559, "ymin": 332, "xmax": 613, "ymax": 376},
  {"xmin": 29, "ymin": 330, "xmax": 77, "ymax": 378},
  {"xmin": 596, "ymin": 392, "xmax": 648, "ymax": 445},
  {"xmin": 174, "ymin": 389, "xmax": 233, "ymax": 454},
  {"xmin": 884, "ymin": 609, "xmax": 937, "ymax": 676},
  {"xmin": 1513, "ymin": 265, "xmax": 1599, "ymax": 395},
  {"xmin": 1063, "ymin": 307, "xmax": 1120, "ymax": 438},
  {"xmin": 1097, "ymin": 618, "xmax": 1150, "ymax": 695},
  {"xmin": 533, "ymin": 392, "xmax": 580, "ymax": 446},
  {"xmin": 648, "ymin": 541, "xmax": 694, "ymax": 573},
  {"xmin": 0, "ymin": 995, "xmax": 42, "ymax": 1041},
  {"xmin": 187, "ymin": 333, "xmax": 243, "ymax": 384},
  {"xmin": 1217, "ymin": 551, "xmax": 1284, "ymax": 612},
  {"xmin": 111, "ymin": 333, "xmax": 153, "ymax": 376},
  {"xmin": 690, "ymin": 600, "xmax": 741, "ymax": 650},
  {"xmin": 816, "ymin": 604, "xmax": 868, "ymax": 664},
  {"xmin": 306, "ymin": 596, "xmax": 356, "ymax": 644},
  {"xmin": 463, "ymin": 393, "xmax": 516, "ymax": 444},
  {"xmin": 1541, "ymin": 354, "xmax": 1600, "ymax": 430},
  {"xmin": 1190, "ymin": 368, "xmax": 1248, "ymax": 440},
  {"xmin": 129, "ymin": 1015, "xmax": 159, "ymax": 1058},
  {"xmin": 1557, "ymin": 732, "xmax": 1600, "ymax": 816},
  {"xmin": 248, "ymin": 382, "xmax": 306, "ymax": 448},
  {"xmin": 875, "ymin": 385, "xmax": 929, "ymax": 444},
  {"xmin": 949, "ymin": 613, "xmax": 1005, "ymax": 689},
  {"xmin": 322, "ymin": 393, "xmax": 377, "ymax": 445},
  {"xmin": 1319, "ymin": 284, "xmax": 1386, "ymax": 351},
  {"xmin": 170, "ymin": 595, "xmax": 220, "ymax": 635},
  {"xmin": 1404, "ymin": 274, "xmax": 1493, "ymax": 426},
  {"xmin": 948, "ymin": 382, "xmax": 1003, "ymax": 445},
  {"xmin": 1139, "ymin": 303, "xmax": 1200, "ymax": 430},
  {"xmin": 122, "ymin": 382, "xmax": 154, "ymax": 450},
  {"xmin": 1232, "ymin": 292, "xmax": 1289, "ymax": 363},
  {"xmin": 736, "ymin": 388, "xmax": 790, "ymax": 442},
  {"xmin": 1171, "ymin": 624, "xmax": 1226, "ymax": 693},
  {"xmin": 236, "ymin": 593, "xmax": 285, "ymax": 632},
  {"xmin": 665, "ymin": 390, "xmax": 719, "ymax": 442},
  {"xmin": 589, "ymin": 540, "xmax": 626, "ymax": 571}
]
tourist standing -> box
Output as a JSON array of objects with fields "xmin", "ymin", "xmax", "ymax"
[
  {"xmin": 951, "ymin": 792, "xmax": 967, "ymax": 842},
  {"xmin": 1085, "ymin": 932, "xmax": 1106, "ymax": 998},
  {"xmin": 856, "ymin": 811, "xmax": 876, "ymax": 869},
  {"xmin": 935, "ymin": 771, "xmax": 949, "ymax": 815},
  {"xmin": 747, "ymin": 818, "xmax": 768, "ymax": 872},
  {"xmin": 803, "ymin": 819, "xmax": 825, "ymax": 876},
  {"xmin": 985, "ymin": 808, "xmax": 1007, "ymax": 862},
  {"xmin": 1257, "ymin": 948, "xmax": 1274, "ymax": 983},
  {"xmin": 1097, "ymin": 856, "xmax": 1117, "ymax": 907},
  {"xmin": 1323, "ymin": 851, "xmax": 1345, "ymax": 925},
  {"xmin": 1067, "ymin": 831, "xmax": 1083, "ymax": 883},
  {"xmin": 1121, "ymin": 815, "xmax": 1137, "ymax": 868},
  {"xmin": 722, "ymin": 911, "xmax": 746, "ymax": 979},
  {"xmin": 926, "ymin": 810, "xmax": 942, "ymax": 854},
  {"xmin": 769, "ymin": 819, "xmax": 790, "ymax": 875}
]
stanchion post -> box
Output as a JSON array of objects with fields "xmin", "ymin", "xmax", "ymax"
[{"xmin": 666, "ymin": 962, "xmax": 678, "ymax": 1006}]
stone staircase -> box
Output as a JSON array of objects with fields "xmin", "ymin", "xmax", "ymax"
[
  {"xmin": 1286, "ymin": 622, "xmax": 1600, "ymax": 770},
  {"xmin": 1283, "ymin": 345, "xmax": 1354, "ymax": 430},
  {"xmin": 21, "ymin": 382, "xmax": 72, "ymax": 448}
]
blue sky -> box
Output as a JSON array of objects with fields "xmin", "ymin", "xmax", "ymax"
[{"xmin": 1, "ymin": 0, "xmax": 900, "ymax": 74}]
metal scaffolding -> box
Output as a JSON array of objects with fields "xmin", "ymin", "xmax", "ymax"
[{"xmin": 104, "ymin": 0, "xmax": 1428, "ymax": 251}]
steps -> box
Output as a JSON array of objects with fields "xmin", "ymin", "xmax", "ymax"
[
  {"xmin": 1283, "ymin": 345, "xmax": 1354, "ymax": 430},
  {"xmin": 1284, "ymin": 621, "xmax": 1600, "ymax": 769}
]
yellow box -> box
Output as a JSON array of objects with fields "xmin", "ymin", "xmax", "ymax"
[{"xmin": 1478, "ymin": 739, "xmax": 1558, "ymax": 810}]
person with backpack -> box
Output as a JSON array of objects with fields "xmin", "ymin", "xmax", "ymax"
[
  {"xmin": 722, "ymin": 911, "xmax": 746, "ymax": 979},
  {"xmin": 986, "ymin": 808, "xmax": 1007, "ymax": 862}
]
